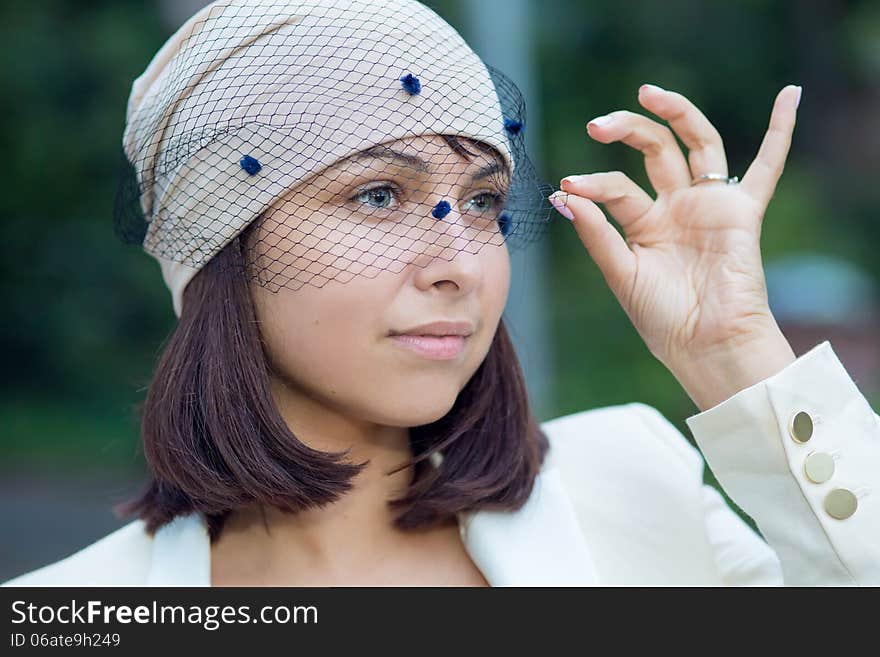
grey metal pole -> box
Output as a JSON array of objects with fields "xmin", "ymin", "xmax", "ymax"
[
  {"xmin": 157, "ymin": 0, "xmax": 209, "ymax": 28},
  {"xmin": 459, "ymin": 0, "xmax": 554, "ymax": 418}
]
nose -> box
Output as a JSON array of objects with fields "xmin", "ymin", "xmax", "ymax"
[{"xmin": 412, "ymin": 201, "xmax": 484, "ymax": 295}]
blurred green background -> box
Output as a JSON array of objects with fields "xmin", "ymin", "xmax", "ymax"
[{"xmin": 2, "ymin": 0, "xmax": 880, "ymax": 579}]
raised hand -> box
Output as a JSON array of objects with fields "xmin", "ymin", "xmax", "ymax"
[{"xmin": 551, "ymin": 84, "xmax": 801, "ymax": 409}]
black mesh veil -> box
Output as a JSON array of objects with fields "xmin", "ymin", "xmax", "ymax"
[{"xmin": 114, "ymin": 0, "xmax": 555, "ymax": 315}]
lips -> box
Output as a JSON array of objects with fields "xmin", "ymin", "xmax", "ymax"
[
  {"xmin": 389, "ymin": 320, "xmax": 475, "ymax": 338},
  {"xmin": 388, "ymin": 320, "xmax": 475, "ymax": 360},
  {"xmin": 389, "ymin": 334, "xmax": 467, "ymax": 360}
]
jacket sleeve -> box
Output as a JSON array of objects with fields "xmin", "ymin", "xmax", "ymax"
[{"xmin": 683, "ymin": 340, "xmax": 880, "ymax": 586}]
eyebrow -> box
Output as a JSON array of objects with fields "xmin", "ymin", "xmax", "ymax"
[{"xmin": 353, "ymin": 145, "xmax": 508, "ymax": 183}]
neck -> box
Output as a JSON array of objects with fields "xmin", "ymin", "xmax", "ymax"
[{"xmin": 211, "ymin": 374, "xmax": 440, "ymax": 582}]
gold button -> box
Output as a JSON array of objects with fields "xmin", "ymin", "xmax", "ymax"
[
  {"xmin": 824, "ymin": 488, "xmax": 858, "ymax": 519},
  {"xmin": 789, "ymin": 411, "xmax": 813, "ymax": 443},
  {"xmin": 804, "ymin": 452, "xmax": 834, "ymax": 484}
]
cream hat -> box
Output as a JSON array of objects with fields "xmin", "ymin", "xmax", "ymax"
[{"xmin": 122, "ymin": 0, "xmax": 534, "ymax": 317}]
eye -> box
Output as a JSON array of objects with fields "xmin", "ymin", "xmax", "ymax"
[
  {"xmin": 353, "ymin": 184, "xmax": 399, "ymax": 210},
  {"xmin": 464, "ymin": 191, "xmax": 504, "ymax": 214}
]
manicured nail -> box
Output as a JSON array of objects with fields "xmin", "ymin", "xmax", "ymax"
[
  {"xmin": 640, "ymin": 83, "xmax": 665, "ymax": 94},
  {"xmin": 561, "ymin": 174, "xmax": 586, "ymax": 187},
  {"xmin": 548, "ymin": 192, "xmax": 574, "ymax": 221},
  {"xmin": 795, "ymin": 85, "xmax": 803, "ymax": 109},
  {"xmin": 587, "ymin": 115, "xmax": 614, "ymax": 129}
]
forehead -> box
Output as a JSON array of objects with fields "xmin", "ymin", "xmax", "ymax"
[{"xmin": 338, "ymin": 134, "xmax": 509, "ymax": 177}]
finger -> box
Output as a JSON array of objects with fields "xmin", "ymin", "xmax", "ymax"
[
  {"xmin": 559, "ymin": 171, "xmax": 654, "ymax": 227},
  {"xmin": 548, "ymin": 190, "xmax": 636, "ymax": 291},
  {"xmin": 740, "ymin": 85, "xmax": 801, "ymax": 207},
  {"xmin": 586, "ymin": 110, "xmax": 691, "ymax": 194},
  {"xmin": 636, "ymin": 83, "xmax": 728, "ymax": 178}
]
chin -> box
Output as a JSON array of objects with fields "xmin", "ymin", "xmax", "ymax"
[{"xmin": 373, "ymin": 392, "xmax": 460, "ymax": 428}]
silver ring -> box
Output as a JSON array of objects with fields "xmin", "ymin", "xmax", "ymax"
[{"xmin": 692, "ymin": 173, "xmax": 739, "ymax": 186}]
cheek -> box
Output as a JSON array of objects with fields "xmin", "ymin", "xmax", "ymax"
[
  {"xmin": 255, "ymin": 283, "xmax": 452, "ymax": 427},
  {"xmin": 481, "ymin": 244, "xmax": 511, "ymax": 335},
  {"xmin": 254, "ymin": 283, "xmax": 382, "ymax": 398},
  {"xmin": 464, "ymin": 244, "xmax": 510, "ymax": 378},
  {"xmin": 248, "ymin": 206, "xmax": 386, "ymax": 395}
]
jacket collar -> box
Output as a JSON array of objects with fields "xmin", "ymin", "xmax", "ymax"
[{"xmin": 145, "ymin": 464, "xmax": 600, "ymax": 586}]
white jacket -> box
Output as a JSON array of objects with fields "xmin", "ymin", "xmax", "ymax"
[{"xmin": 4, "ymin": 340, "xmax": 878, "ymax": 586}]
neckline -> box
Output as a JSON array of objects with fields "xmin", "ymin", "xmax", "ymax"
[{"xmin": 146, "ymin": 463, "xmax": 602, "ymax": 586}]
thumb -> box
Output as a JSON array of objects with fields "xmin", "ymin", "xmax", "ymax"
[{"xmin": 549, "ymin": 190, "xmax": 636, "ymax": 290}]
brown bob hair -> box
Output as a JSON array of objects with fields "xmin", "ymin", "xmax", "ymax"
[{"xmin": 115, "ymin": 135, "xmax": 550, "ymax": 542}]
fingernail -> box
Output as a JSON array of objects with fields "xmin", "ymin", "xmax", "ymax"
[
  {"xmin": 561, "ymin": 174, "xmax": 585, "ymax": 187},
  {"xmin": 548, "ymin": 192, "xmax": 575, "ymax": 221},
  {"xmin": 587, "ymin": 114, "xmax": 614, "ymax": 129},
  {"xmin": 639, "ymin": 83, "xmax": 665, "ymax": 94},
  {"xmin": 795, "ymin": 85, "xmax": 803, "ymax": 109}
]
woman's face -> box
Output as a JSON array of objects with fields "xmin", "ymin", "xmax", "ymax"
[{"xmin": 246, "ymin": 134, "xmax": 511, "ymax": 428}]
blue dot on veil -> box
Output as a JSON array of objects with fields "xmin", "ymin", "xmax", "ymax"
[
  {"xmin": 239, "ymin": 155, "xmax": 262, "ymax": 175},
  {"xmin": 400, "ymin": 73, "xmax": 422, "ymax": 95},
  {"xmin": 498, "ymin": 212, "xmax": 513, "ymax": 236},
  {"xmin": 431, "ymin": 200, "xmax": 451, "ymax": 219},
  {"xmin": 503, "ymin": 117, "xmax": 524, "ymax": 135}
]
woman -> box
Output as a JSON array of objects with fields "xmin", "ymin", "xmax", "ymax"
[{"xmin": 4, "ymin": 0, "xmax": 878, "ymax": 586}]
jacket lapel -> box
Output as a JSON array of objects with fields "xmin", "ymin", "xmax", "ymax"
[
  {"xmin": 458, "ymin": 464, "xmax": 601, "ymax": 586},
  {"xmin": 145, "ymin": 513, "xmax": 211, "ymax": 586},
  {"xmin": 146, "ymin": 465, "xmax": 599, "ymax": 587}
]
